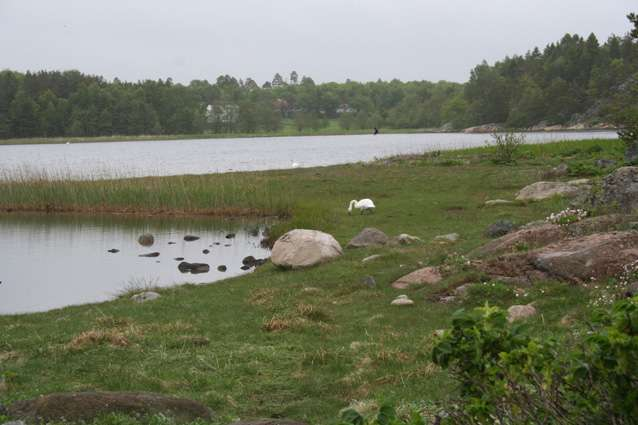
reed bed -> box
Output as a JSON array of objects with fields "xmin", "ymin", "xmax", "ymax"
[{"xmin": 0, "ymin": 168, "xmax": 295, "ymax": 217}]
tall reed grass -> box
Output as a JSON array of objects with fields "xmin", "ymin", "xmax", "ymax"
[{"xmin": 0, "ymin": 168, "xmax": 294, "ymax": 217}]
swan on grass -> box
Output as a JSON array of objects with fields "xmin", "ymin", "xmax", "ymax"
[{"xmin": 348, "ymin": 198, "xmax": 375, "ymax": 215}]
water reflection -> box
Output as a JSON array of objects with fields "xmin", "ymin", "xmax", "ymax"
[
  {"xmin": 0, "ymin": 131, "xmax": 618, "ymax": 180},
  {"xmin": 0, "ymin": 213, "xmax": 271, "ymax": 315}
]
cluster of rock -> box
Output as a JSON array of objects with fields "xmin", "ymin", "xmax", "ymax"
[
  {"xmin": 108, "ymin": 231, "xmax": 268, "ymax": 278},
  {"xmin": 462, "ymin": 122, "xmax": 614, "ymax": 134}
]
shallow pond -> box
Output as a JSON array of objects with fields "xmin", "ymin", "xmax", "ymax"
[
  {"xmin": 0, "ymin": 214, "xmax": 271, "ymax": 315},
  {"xmin": 0, "ymin": 131, "xmax": 618, "ymax": 180}
]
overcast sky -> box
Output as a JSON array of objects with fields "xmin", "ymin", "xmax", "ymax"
[{"xmin": 0, "ymin": 0, "xmax": 635, "ymax": 85}]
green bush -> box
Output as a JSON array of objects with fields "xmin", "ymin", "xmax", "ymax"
[
  {"xmin": 567, "ymin": 161, "xmax": 604, "ymax": 177},
  {"xmin": 585, "ymin": 145, "xmax": 604, "ymax": 154},
  {"xmin": 431, "ymin": 297, "xmax": 638, "ymax": 424},
  {"xmin": 486, "ymin": 132, "xmax": 525, "ymax": 164}
]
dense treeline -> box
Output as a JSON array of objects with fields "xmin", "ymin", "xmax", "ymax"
[
  {"xmin": 467, "ymin": 32, "xmax": 638, "ymax": 128},
  {"xmin": 0, "ymin": 30, "xmax": 637, "ymax": 139}
]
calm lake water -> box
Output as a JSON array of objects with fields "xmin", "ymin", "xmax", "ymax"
[
  {"xmin": 0, "ymin": 131, "xmax": 618, "ymax": 180},
  {"xmin": 0, "ymin": 214, "xmax": 271, "ymax": 315}
]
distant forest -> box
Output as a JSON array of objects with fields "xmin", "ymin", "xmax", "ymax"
[{"xmin": 1, "ymin": 30, "xmax": 637, "ymax": 139}]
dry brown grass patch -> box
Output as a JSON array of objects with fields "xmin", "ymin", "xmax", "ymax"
[
  {"xmin": 374, "ymin": 348, "xmax": 412, "ymax": 364},
  {"xmin": 167, "ymin": 335, "xmax": 211, "ymax": 348},
  {"xmin": 95, "ymin": 315, "xmax": 132, "ymax": 328},
  {"xmin": 145, "ymin": 320, "xmax": 194, "ymax": 333},
  {"xmin": 296, "ymin": 303, "xmax": 331, "ymax": 322},
  {"xmin": 0, "ymin": 351, "xmax": 21, "ymax": 362},
  {"xmin": 67, "ymin": 329, "xmax": 130, "ymax": 350},
  {"xmin": 262, "ymin": 315, "xmax": 301, "ymax": 332},
  {"xmin": 248, "ymin": 287, "xmax": 279, "ymax": 307}
]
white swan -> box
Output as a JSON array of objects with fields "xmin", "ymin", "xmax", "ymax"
[
  {"xmin": 291, "ymin": 161, "xmax": 300, "ymax": 168},
  {"xmin": 348, "ymin": 198, "xmax": 375, "ymax": 215}
]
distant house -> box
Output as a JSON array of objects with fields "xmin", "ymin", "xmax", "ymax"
[
  {"xmin": 206, "ymin": 104, "xmax": 239, "ymax": 124},
  {"xmin": 336, "ymin": 104, "xmax": 356, "ymax": 114}
]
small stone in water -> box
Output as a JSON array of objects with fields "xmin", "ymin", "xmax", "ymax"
[
  {"xmin": 225, "ymin": 233, "xmax": 236, "ymax": 239},
  {"xmin": 217, "ymin": 265, "xmax": 227, "ymax": 272},
  {"xmin": 139, "ymin": 252, "xmax": 160, "ymax": 258},
  {"xmin": 174, "ymin": 257, "xmax": 184, "ymax": 261},
  {"xmin": 107, "ymin": 249, "xmax": 119, "ymax": 253},
  {"xmin": 168, "ymin": 241, "xmax": 176, "ymax": 245},
  {"xmin": 178, "ymin": 262, "xmax": 210, "ymax": 274},
  {"xmin": 240, "ymin": 265, "xmax": 251, "ymax": 271},
  {"xmin": 203, "ymin": 249, "xmax": 210, "ymax": 254},
  {"xmin": 138, "ymin": 234, "xmax": 154, "ymax": 247},
  {"xmin": 184, "ymin": 235, "xmax": 200, "ymax": 242}
]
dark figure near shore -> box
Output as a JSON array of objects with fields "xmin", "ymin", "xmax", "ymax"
[{"xmin": 373, "ymin": 127, "xmax": 379, "ymax": 135}]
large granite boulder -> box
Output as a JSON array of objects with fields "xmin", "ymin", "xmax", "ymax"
[
  {"xmin": 346, "ymin": 228, "xmax": 389, "ymax": 248},
  {"xmin": 516, "ymin": 180, "xmax": 591, "ymax": 202},
  {"xmin": 7, "ymin": 392, "xmax": 214, "ymax": 424},
  {"xmin": 271, "ymin": 229, "xmax": 343, "ymax": 269},
  {"xmin": 595, "ymin": 167, "xmax": 638, "ymax": 213}
]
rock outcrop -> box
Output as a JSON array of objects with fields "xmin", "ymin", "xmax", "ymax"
[
  {"xmin": 271, "ymin": 229, "xmax": 343, "ymax": 269},
  {"xmin": 463, "ymin": 123, "xmax": 503, "ymax": 134},
  {"xmin": 594, "ymin": 166, "xmax": 638, "ymax": 213},
  {"xmin": 532, "ymin": 231, "xmax": 638, "ymax": 282},
  {"xmin": 475, "ymin": 223, "xmax": 567, "ymax": 257},
  {"xmin": 480, "ymin": 231, "xmax": 638, "ymax": 283},
  {"xmin": 516, "ymin": 180, "xmax": 591, "ymax": 202}
]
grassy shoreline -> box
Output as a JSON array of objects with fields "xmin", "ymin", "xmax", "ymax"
[
  {"xmin": 0, "ymin": 126, "xmax": 617, "ymax": 146},
  {"xmin": 0, "ymin": 126, "xmax": 430, "ymax": 146},
  {"xmin": 0, "ymin": 138, "xmax": 628, "ymax": 424}
]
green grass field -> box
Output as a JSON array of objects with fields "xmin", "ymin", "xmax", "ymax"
[{"xmin": 0, "ymin": 138, "xmax": 627, "ymax": 424}]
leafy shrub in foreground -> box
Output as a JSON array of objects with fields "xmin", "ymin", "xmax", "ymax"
[{"xmin": 431, "ymin": 297, "xmax": 638, "ymax": 424}]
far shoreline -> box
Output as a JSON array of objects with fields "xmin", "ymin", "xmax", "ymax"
[{"xmin": 0, "ymin": 127, "xmax": 619, "ymax": 147}]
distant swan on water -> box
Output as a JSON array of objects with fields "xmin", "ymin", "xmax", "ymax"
[
  {"xmin": 291, "ymin": 161, "xmax": 300, "ymax": 168},
  {"xmin": 348, "ymin": 199, "xmax": 375, "ymax": 215}
]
